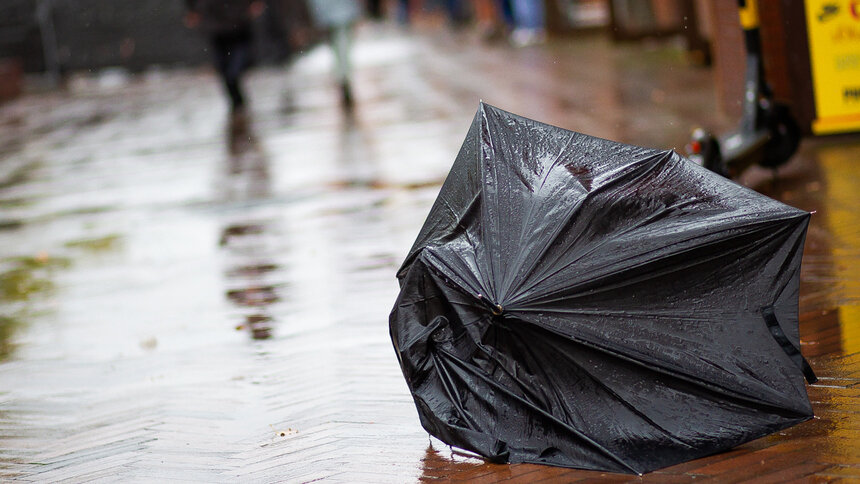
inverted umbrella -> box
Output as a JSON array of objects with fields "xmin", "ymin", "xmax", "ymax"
[{"xmin": 389, "ymin": 103, "xmax": 816, "ymax": 474}]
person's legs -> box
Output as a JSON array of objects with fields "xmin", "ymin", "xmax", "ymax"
[
  {"xmin": 330, "ymin": 24, "xmax": 353, "ymax": 109},
  {"xmin": 211, "ymin": 35, "xmax": 231, "ymax": 100},
  {"xmin": 445, "ymin": 0, "xmax": 470, "ymax": 27},
  {"xmin": 397, "ymin": 0, "xmax": 411, "ymax": 24},
  {"xmin": 509, "ymin": 0, "xmax": 544, "ymax": 46},
  {"xmin": 212, "ymin": 30, "xmax": 253, "ymax": 111},
  {"xmin": 511, "ymin": 0, "xmax": 543, "ymax": 29},
  {"xmin": 499, "ymin": 0, "xmax": 514, "ymax": 26},
  {"xmin": 366, "ymin": 0, "xmax": 383, "ymax": 19}
]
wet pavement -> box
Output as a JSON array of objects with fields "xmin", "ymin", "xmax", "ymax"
[{"xmin": 0, "ymin": 23, "xmax": 858, "ymax": 482}]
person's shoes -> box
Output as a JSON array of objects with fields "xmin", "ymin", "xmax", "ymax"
[
  {"xmin": 480, "ymin": 23, "xmax": 509, "ymax": 43},
  {"xmin": 510, "ymin": 28, "xmax": 546, "ymax": 48},
  {"xmin": 230, "ymin": 106, "xmax": 248, "ymax": 131}
]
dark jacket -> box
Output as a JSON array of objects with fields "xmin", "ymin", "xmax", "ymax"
[{"xmin": 186, "ymin": 0, "xmax": 256, "ymax": 35}]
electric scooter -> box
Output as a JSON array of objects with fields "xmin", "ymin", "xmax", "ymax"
[{"xmin": 686, "ymin": 0, "xmax": 800, "ymax": 178}]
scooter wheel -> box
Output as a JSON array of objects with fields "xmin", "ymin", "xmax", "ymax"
[
  {"xmin": 761, "ymin": 104, "xmax": 801, "ymax": 169},
  {"xmin": 689, "ymin": 128, "xmax": 728, "ymax": 177}
]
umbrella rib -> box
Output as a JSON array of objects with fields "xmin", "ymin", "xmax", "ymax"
[
  {"xmin": 471, "ymin": 335, "xmax": 563, "ymax": 417},
  {"xmin": 509, "ymin": 305, "xmax": 799, "ymax": 405},
  {"xmin": 768, "ymin": 217, "xmax": 809, "ymax": 307},
  {"xmin": 422, "ymin": 250, "xmax": 486, "ymax": 301},
  {"xmin": 436, "ymin": 347, "xmax": 641, "ymax": 474},
  {"xmin": 543, "ymin": 337, "xmax": 696, "ymax": 450},
  {"xmin": 508, "ymin": 313, "xmax": 809, "ymax": 418},
  {"xmin": 512, "ymin": 215, "xmax": 798, "ymax": 307},
  {"xmin": 419, "ymin": 253, "xmax": 498, "ymax": 315},
  {"xmin": 479, "ymin": 107, "xmax": 501, "ymax": 301},
  {"xmin": 431, "ymin": 351, "xmax": 482, "ymax": 431},
  {"xmin": 432, "ymin": 189, "xmax": 494, "ymax": 299},
  {"xmin": 500, "ymin": 133, "xmax": 578, "ymax": 302},
  {"xmin": 474, "ymin": 322, "xmax": 691, "ymax": 450}
]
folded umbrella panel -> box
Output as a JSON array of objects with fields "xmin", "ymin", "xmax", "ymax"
[
  {"xmin": 506, "ymin": 215, "xmax": 812, "ymax": 408},
  {"xmin": 392, "ymin": 255, "xmax": 810, "ymax": 474},
  {"xmin": 476, "ymin": 107, "xmax": 660, "ymax": 304},
  {"xmin": 490, "ymin": 149, "xmax": 804, "ymax": 309},
  {"xmin": 392, "ymin": 257, "xmax": 641, "ymax": 474}
]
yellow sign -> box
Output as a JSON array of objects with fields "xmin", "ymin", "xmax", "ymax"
[
  {"xmin": 806, "ymin": 0, "xmax": 860, "ymax": 134},
  {"xmin": 738, "ymin": 0, "xmax": 759, "ymax": 30}
]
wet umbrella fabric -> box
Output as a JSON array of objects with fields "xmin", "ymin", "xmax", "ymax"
[{"xmin": 389, "ymin": 103, "xmax": 816, "ymax": 474}]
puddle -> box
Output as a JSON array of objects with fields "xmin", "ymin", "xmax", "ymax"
[
  {"xmin": 63, "ymin": 234, "xmax": 123, "ymax": 252},
  {"xmin": 0, "ymin": 254, "xmax": 70, "ymax": 359}
]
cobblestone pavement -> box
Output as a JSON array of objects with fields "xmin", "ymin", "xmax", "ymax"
[{"xmin": 0, "ymin": 23, "xmax": 858, "ymax": 483}]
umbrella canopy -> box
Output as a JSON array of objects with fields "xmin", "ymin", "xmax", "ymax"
[{"xmin": 389, "ymin": 103, "xmax": 816, "ymax": 474}]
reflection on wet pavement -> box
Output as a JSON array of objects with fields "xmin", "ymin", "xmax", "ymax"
[
  {"xmin": 218, "ymin": 117, "xmax": 281, "ymax": 341},
  {"xmin": 0, "ymin": 23, "xmax": 857, "ymax": 482},
  {"xmin": 0, "ymin": 254, "xmax": 69, "ymax": 358}
]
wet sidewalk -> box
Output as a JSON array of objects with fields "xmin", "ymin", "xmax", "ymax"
[{"xmin": 1, "ymin": 24, "xmax": 858, "ymax": 483}]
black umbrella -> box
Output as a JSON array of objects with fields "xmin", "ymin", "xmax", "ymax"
[{"xmin": 389, "ymin": 103, "xmax": 816, "ymax": 474}]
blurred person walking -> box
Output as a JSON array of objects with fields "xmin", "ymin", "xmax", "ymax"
[
  {"xmin": 509, "ymin": 0, "xmax": 545, "ymax": 46},
  {"xmin": 365, "ymin": 0, "xmax": 384, "ymax": 20},
  {"xmin": 445, "ymin": 0, "xmax": 472, "ymax": 28},
  {"xmin": 185, "ymin": 0, "xmax": 266, "ymax": 117},
  {"xmin": 475, "ymin": 0, "xmax": 511, "ymax": 41},
  {"xmin": 306, "ymin": 0, "xmax": 361, "ymax": 110},
  {"xmin": 477, "ymin": 0, "xmax": 543, "ymax": 46}
]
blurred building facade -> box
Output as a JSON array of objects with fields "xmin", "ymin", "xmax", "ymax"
[
  {"xmin": 0, "ymin": 0, "xmax": 313, "ymax": 76},
  {"xmin": 0, "ymin": 0, "xmax": 208, "ymax": 73},
  {"xmin": 0, "ymin": 0, "xmax": 851, "ymax": 135}
]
